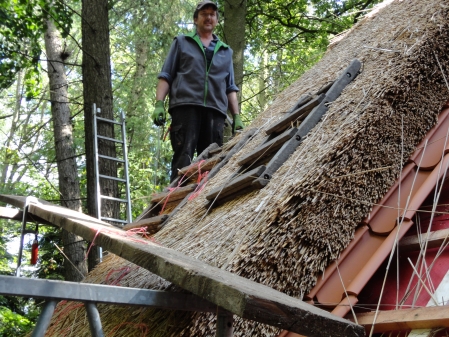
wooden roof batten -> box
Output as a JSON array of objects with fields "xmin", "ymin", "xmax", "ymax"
[
  {"xmin": 0, "ymin": 195, "xmax": 365, "ymax": 337},
  {"xmin": 131, "ymin": 129, "xmax": 258, "ymax": 233},
  {"xmin": 205, "ymin": 59, "xmax": 362, "ymax": 206}
]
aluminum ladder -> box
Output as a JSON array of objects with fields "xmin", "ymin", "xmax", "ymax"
[{"xmin": 92, "ymin": 103, "xmax": 132, "ymax": 227}]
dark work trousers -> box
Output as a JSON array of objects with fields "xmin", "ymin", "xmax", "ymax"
[{"xmin": 169, "ymin": 105, "xmax": 225, "ymax": 182}]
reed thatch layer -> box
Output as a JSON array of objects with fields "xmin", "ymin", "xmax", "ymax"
[
  {"xmin": 173, "ymin": 0, "xmax": 449, "ymax": 335},
  {"xmin": 46, "ymin": 0, "xmax": 449, "ymax": 336}
]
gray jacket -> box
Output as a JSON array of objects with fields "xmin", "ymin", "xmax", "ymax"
[{"xmin": 158, "ymin": 32, "xmax": 239, "ymax": 116}]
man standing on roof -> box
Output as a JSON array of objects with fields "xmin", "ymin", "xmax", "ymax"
[{"xmin": 152, "ymin": 0, "xmax": 244, "ymax": 182}]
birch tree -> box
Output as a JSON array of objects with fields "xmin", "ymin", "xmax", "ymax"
[{"xmin": 44, "ymin": 19, "xmax": 87, "ymax": 281}]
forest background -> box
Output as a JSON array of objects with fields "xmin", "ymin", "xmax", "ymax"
[{"xmin": 0, "ymin": 0, "xmax": 381, "ymax": 334}]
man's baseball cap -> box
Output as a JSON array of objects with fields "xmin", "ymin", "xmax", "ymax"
[{"xmin": 196, "ymin": 1, "xmax": 218, "ymax": 11}]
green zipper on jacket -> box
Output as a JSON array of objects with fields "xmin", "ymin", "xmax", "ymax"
[{"xmin": 186, "ymin": 32, "xmax": 229, "ymax": 106}]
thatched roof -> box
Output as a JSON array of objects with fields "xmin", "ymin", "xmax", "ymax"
[{"xmin": 46, "ymin": 0, "xmax": 449, "ymax": 335}]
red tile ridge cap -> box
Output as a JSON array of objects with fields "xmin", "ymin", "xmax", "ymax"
[{"xmin": 402, "ymin": 154, "xmax": 449, "ymax": 221}]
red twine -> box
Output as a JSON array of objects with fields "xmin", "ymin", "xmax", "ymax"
[
  {"xmin": 188, "ymin": 160, "xmax": 209, "ymax": 201},
  {"xmin": 105, "ymin": 266, "xmax": 134, "ymax": 286},
  {"xmin": 46, "ymin": 302, "xmax": 84, "ymax": 336},
  {"xmin": 85, "ymin": 226, "xmax": 162, "ymax": 261},
  {"xmin": 109, "ymin": 322, "xmax": 149, "ymax": 337},
  {"xmin": 159, "ymin": 167, "xmax": 190, "ymax": 214},
  {"xmin": 159, "ymin": 159, "xmax": 211, "ymax": 212},
  {"xmin": 125, "ymin": 227, "xmax": 161, "ymax": 245}
]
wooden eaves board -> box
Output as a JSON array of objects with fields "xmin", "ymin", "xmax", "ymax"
[{"xmin": 0, "ymin": 194, "xmax": 364, "ymax": 337}]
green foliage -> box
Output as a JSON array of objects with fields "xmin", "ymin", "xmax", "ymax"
[
  {"xmin": 0, "ymin": 222, "xmax": 15, "ymax": 275},
  {"xmin": 0, "ymin": 218, "xmax": 40, "ymax": 336},
  {"xmin": 126, "ymin": 139, "xmax": 172, "ymax": 218},
  {"xmin": 109, "ymin": 0, "xmax": 192, "ymax": 210},
  {"xmin": 246, "ymin": 0, "xmax": 381, "ymax": 51},
  {"xmin": 0, "ymin": 0, "xmax": 74, "ymax": 98},
  {"xmin": 33, "ymin": 227, "xmax": 65, "ymax": 280},
  {"xmin": 0, "ymin": 305, "xmax": 34, "ymax": 336},
  {"xmin": 232, "ymin": 0, "xmax": 382, "ymax": 117},
  {"xmin": 0, "ymin": 0, "xmax": 41, "ymax": 94}
]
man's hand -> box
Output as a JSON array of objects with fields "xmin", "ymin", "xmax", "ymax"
[
  {"xmin": 152, "ymin": 100, "xmax": 166, "ymax": 126},
  {"xmin": 232, "ymin": 114, "xmax": 244, "ymax": 133}
]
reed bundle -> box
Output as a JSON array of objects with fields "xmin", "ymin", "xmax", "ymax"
[{"xmin": 46, "ymin": 0, "xmax": 449, "ymax": 335}]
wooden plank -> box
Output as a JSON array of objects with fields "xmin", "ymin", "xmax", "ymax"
[
  {"xmin": 265, "ymin": 94, "xmax": 325, "ymax": 135},
  {"xmin": 408, "ymin": 266, "xmax": 449, "ymax": 336},
  {"xmin": 216, "ymin": 307, "xmax": 234, "ymax": 337},
  {"xmin": 208, "ymin": 146, "xmax": 223, "ymax": 156},
  {"xmin": 284, "ymin": 94, "xmax": 313, "ymax": 114},
  {"xmin": 399, "ymin": 228, "xmax": 449, "ymax": 252},
  {"xmin": 156, "ymin": 130, "xmax": 257, "ymax": 228},
  {"xmin": 0, "ymin": 206, "xmax": 24, "ymax": 221},
  {"xmin": 3, "ymin": 197, "xmax": 364, "ymax": 337},
  {"xmin": 151, "ymin": 184, "xmax": 198, "ymax": 203},
  {"xmin": 351, "ymin": 306, "xmax": 449, "ymax": 333},
  {"xmin": 325, "ymin": 59, "xmax": 362, "ymax": 101},
  {"xmin": 316, "ymin": 80, "xmax": 334, "ymax": 95},
  {"xmin": 206, "ymin": 185, "xmax": 259, "ymax": 209},
  {"xmin": 238, "ymin": 128, "xmax": 298, "ymax": 167},
  {"xmin": 253, "ymin": 59, "xmax": 362, "ymax": 189},
  {"xmin": 0, "ymin": 197, "xmax": 57, "ymax": 226},
  {"xmin": 123, "ymin": 215, "xmax": 168, "ymax": 231},
  {"xmin": 178, "ymin": 156, "xmax": 222, "ymax": 176},
  {"xmin": 167, "ymin": 142, "xmax": 220, "ymax": 189},
  {"xmin": 253, "ymin": 103, "xmax": 328, "ymax": 189},
  {"xmin": 0, "ymin": 195, "xmax": 53, "ymax": 208},
  {"xmin": 205, "ymin": 166, "xmax": 266, "ymax": 201},
  {"xmin": 206, "ymin": 128, "xmax": 257, "ymax": 181}
]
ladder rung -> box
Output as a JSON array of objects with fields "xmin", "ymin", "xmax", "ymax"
[
  {"xmin": 97, "ymin": 135, "xmax": 124, "ymax": 144},
  {"xmin": 100, "ymin": 195, "xmax": 128, "ymax": 203},
  {"xmin": 99, "ymin": 174, "xmax": 127, "ymax": 182},
  {"xmin": 100, "ymin": 217, "xmax": 127, "ymax": 224},
  {"xmin": 99, "ymin": 154, "xmax": 125, "ymax": 163},
  {"xmin": 95, "ymin": 116, "xmax": 123, "ymax": 125}
]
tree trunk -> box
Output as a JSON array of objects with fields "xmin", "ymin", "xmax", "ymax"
[
  {"xmin": 44, "ymin": 19, "xmax": 88, "ymax": 282},
  {"xmin": 223, "ymin": 0, "xmax": 247, "ymax": 101},
  {"xmin": 126, "ymin": 37, "xmax": 149, "ymax": 136},
  {"xmin": 82, "ymin": 0, "xmax": 118, "ymax": 270},
  {"xmin": 1, "ymin": 72, "xmax": 22, "ymax": 185},
  {"xmin": 222, "ymin": 0, "xmax": 247, "ymax": 142}
]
